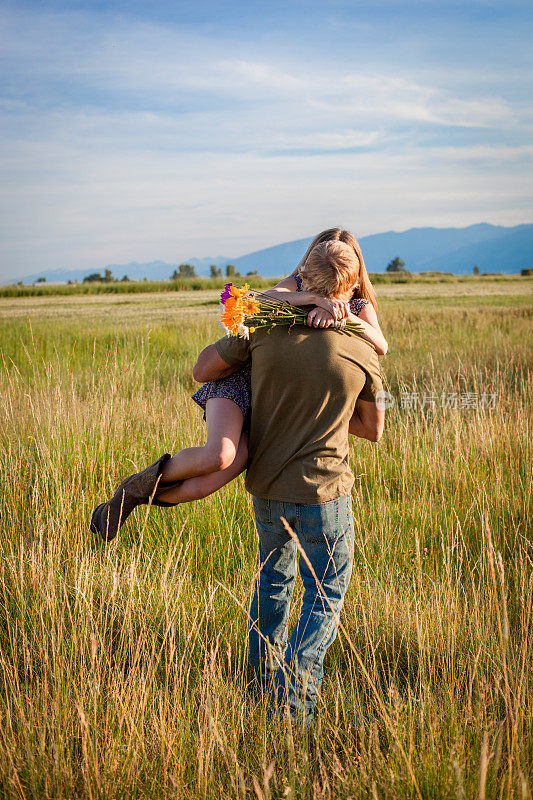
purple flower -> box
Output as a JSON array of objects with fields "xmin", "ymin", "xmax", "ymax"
[{"xmin": 220, "ymin": 283, "xmax": 233, "ymax": 303}]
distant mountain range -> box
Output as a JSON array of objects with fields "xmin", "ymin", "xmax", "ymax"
[
  {"xmin": 13, "ymin": 257, "xmax": 229, "ymax": 285},
  {"xmin": 230, "ymin": 223, "xmax": 532, "ymax": 277},
  {"xmin": 9, "ymin": 223, "xmax": 533, "ymax": 284}
]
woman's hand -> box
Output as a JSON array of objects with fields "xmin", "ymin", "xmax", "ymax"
[
  {"xmin": 307, "ymin": 307, "xmax": 335, "ymax": 328},
  {"xmin": 313, "ymin": 296, "xmax": 350, "ymax": 320}
]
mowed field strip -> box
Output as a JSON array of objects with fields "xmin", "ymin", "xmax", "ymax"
[{"xmin": 1, "ymin": 276, "xmax": 531, "ymax": 323}]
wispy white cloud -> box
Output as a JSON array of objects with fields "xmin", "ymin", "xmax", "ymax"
[{"xmin": 0, "ymin": 3, "xmax": 531, "ymax": 278}]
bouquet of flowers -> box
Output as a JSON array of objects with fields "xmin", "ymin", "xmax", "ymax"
[{"xmin": 219, "ymin": 282, "xmax": 365, "ymax": 339}]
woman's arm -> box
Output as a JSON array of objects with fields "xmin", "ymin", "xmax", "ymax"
[
  {"xmin": 264, "ymin": 277, "xmax": 350, "ymax": 321},
  {"xmin": 306, "ymin": 302, "xmax": 389, "ymax": 355},
  {"xmin": 347, "ymin": 303, "xmax": 388, "ymax": 356}
]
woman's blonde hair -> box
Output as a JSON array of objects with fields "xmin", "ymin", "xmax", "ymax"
[{"xmin": 296, "ymin": 227, "xmax": 378, "ymax": 314}]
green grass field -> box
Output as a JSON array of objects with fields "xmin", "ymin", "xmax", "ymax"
[
  {"xmin": 0, "ymin": 278, "xmax": 531, "ymax": 799},
  {"xmin": 1, "ymin": 272, "xmax": 526, "ymax": 298}
]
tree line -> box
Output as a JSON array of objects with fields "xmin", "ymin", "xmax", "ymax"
[
  {"xmin": 385, "ymin": 257, "xmax": 490, "ymax": 276},
  {"xmin": 78, "ymin": 264, "xmax": 261, "ymax": 284},
  {"xmin": 28, "ymin": 257, "xmax": 525, "ymax": 286}
]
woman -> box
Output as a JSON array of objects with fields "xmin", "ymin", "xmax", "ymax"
[{"xmin": 90, "ymin": 228, "xmax": 387, "ymax": 542}]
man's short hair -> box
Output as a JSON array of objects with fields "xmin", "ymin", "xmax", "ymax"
[{"xmin": 299, "ymin": 240, "xmax": 360, "ymax": 298}]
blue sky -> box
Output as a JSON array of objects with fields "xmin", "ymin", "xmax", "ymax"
[{"xmin": 1, "ymin": 0, "xmax": 532, "ymax": 279}]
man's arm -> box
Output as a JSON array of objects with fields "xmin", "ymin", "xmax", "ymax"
[
  {"xmin": 348, "ymin": 398, "xmax": 384, "ymax": 442},
  {"xmin": 192, "ymin": 344, "xmax": 243, "ymax": 383}
]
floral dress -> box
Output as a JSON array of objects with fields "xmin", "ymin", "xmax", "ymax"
[{"xmin": 191, "ymin": 276, "xmax": 369, "ymax": 423}]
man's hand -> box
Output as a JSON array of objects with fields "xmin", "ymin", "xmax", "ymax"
[
  {"xmin": 313, "ymin": 296, "xmax": 350, "ymax": 320},
  {"xmin": 348, "ymin": 399, "xmax": 384, "ymax": 442},
  {"xmin": 307, "ymin": 307, "xmax": 336, "ymax": 328},
  {"xmin": 192, "ymin": 344, "xmax": 242, "ymax": 382}
]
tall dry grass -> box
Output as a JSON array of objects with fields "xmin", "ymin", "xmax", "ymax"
[{"xmin": 0, "ymin": 286, "xmax": 531, "ymax": 799}]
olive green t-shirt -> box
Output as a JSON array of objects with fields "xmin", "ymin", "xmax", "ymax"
[{"xmin": 214, "ymin": 323, "xmax": 383, "ymax": 504}]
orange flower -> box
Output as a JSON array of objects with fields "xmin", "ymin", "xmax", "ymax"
[
  {"xmin": 221, "ymin": 304, "xmax": 246, "ymax": 335},
  {"xmin": 229, "ymin": 283, "xmax": 250, "ymax": 299},
  {"xmin": 223, "ymin": 295, "xmax": 241, "ymax": 313},
  {"xmin": 242, "ymin": 296, "xmax": 260, "ymax": 315},
  {"xmin": 221, "ymin": 309, "xmax": 243, "ymax": 326},
  {"xmin": 220, "ymin": 284, "xmax": 258, "ymax": 334}
]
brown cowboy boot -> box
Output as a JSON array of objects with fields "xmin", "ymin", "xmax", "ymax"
[{"xmin": 90, "ymin": 453, "xmax": 174, "ymax": 542}]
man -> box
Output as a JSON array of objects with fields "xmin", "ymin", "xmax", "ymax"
[{"xmin": 193, "ymin": 259, "xmax": 384, "ymax": 727}]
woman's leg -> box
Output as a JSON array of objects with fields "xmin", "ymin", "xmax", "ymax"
[
  {"xmin": 156, "ymin": 433, "xmax": 248, "ymax": 504},
  {"xmin": 159, "ymin": 398, "xmax": 244, "ymax": 483}
]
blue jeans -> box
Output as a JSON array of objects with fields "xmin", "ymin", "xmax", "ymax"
[{"xmin": 248, "ymin": 494, "xmax": 355, "ymax": 726}]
